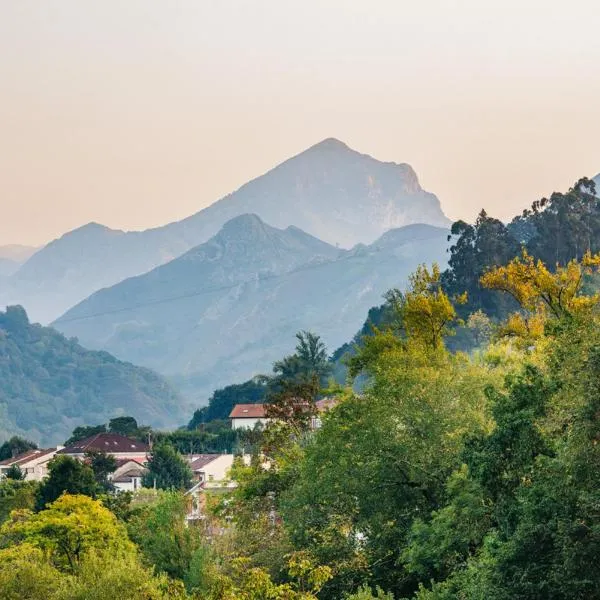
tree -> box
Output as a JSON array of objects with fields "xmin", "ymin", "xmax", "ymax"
[
  {"xmin": 4, "ymin": 464, "xmax": 25, "ymax": 480},
  {"xmin": 0, "ymin": 479, "xmax": 37, "ymax": 524},
  {"xmin": 142, "ymin": 444, "xmax": 192, "ymax": 491},
  {"xmin": 0, "ymin": 543, "xmax": 65, "ymax": 600},
  {"xmin": 108, "ymin": 416, "xmax": 139, "ymax": 437},
  {"xmin": 188, "ymin": 377, "xmax": 267, "ymax": 426},
  {"xmin": 127, "ymin": 491, "xmax": 204, "ymax": 583},
  {"xmin": 86, "ymin": 451, "xmax": 117, "ymax": 492},
  {"xmin": 1, "ymin": 494, "xmax": 135, "ymax": 572},
  {"xmin": 400, "ymin": 263, "xmax": 466, "ymax": 349},
  {"xmin": 36, "ymin": 456, "xmax": 98, "ymax": 510},
  {"xmin": 264, "ymin": 375, "xmax": 321, "ymax": 432},
  {"xmin": 272, "ymin": 331, "xmax": 331, "ymax": 385},
  {"xmin": 65, "ymin": 424, "xmax": 106, "ymax": 446},
  {"xmin": 0, "ymin": 436, "xmax": 37, "ymax": 461},
  {"xmin": 441, "ymin": 210, "xmax": 521, "ymax": 320},
  {"xmin": 481, "ymin": 249, "xmax": 600, "ymax": 321}
]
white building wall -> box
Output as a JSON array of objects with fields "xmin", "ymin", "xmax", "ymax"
[{"xmin": 231, "ymin": 417, "xmax": 270, "ymax": 430}]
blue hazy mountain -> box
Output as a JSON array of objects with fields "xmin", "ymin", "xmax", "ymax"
[
  {"xmin": 54, "ymin": 216, "xmax": 450, "ymax": 402},
  {"xmin": 2, "ymin": 139, "xmax": 448, "ymax": 323}
]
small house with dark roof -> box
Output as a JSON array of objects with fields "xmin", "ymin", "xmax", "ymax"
[
  {"xmin": 57, "ymin": 433, "xmax": 149, "ymax": 462},
  {"xmin": 0, "ymin": 447, "xmax": 62, "ymax": 481},
  {"xmin": 229, "ymin": 403, "xmax": 271, "ymax": 430}
]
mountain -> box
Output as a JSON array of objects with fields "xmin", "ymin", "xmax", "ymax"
[
  {"xmin": 0, "ymin": 305, "xmax": 184, "ymax": 446},
  {"xmin": 2, "ymin": 138, "xmax": 448, "ymax": 324},
  {"xmin": 54, "ymin": 216, "xmax": 450, "ymax": 401},
  {"xmin": 0, "ymin": 245, "xmax": 38, "ymax": 277}
]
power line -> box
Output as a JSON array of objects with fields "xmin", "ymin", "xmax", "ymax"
[{"xmin": 56, "ymin": 250, "xmax": 364, "ymax": 325}]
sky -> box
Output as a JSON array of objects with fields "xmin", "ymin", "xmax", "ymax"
[{"xmin": 2, "ymin": 1, "xmax": 600, "ymax": 246}]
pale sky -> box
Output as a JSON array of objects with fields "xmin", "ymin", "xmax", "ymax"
[{"xmin": 2, "ymin": 0, "xmax": 600, "ymax": 246}]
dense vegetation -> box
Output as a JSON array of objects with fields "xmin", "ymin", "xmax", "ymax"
[
  {"xmin": 0, "ymin": 306, "xmax": 183, "ymax": 445},
  {"xmin": 4, "ymin": 179, "xmax": 600, "ymax": 598}
]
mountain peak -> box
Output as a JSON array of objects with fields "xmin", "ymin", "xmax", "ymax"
[
  {"xmin": 308, "ymin": 137, "xmax": 352, "ymax": 152},
  {"xmin": 217, "ymin": 213, "xmax": 269, "ymax": 239}
]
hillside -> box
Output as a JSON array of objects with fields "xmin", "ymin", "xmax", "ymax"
[
  {"xmin": 54, "ymin": 217, "xmax": 449, "ymax": 401},
  {"xmin": 0, "ymin": 305, "xmax": 184, "ymax": 446},
  {"xmin": 2, "ymin": 138, "xmax": 448, "ymax": 324}
]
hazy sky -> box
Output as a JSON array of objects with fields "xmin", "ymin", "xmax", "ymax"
[{"xmin": 2, "ymin": 1, "xmax": 600, "ymax": 246}]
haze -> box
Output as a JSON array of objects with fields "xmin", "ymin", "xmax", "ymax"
[{"xmin": 2, "ymin": 0, "xmax": 600, "ymax": 246}]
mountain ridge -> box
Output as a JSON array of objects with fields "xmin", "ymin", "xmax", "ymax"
[
  {"xmin": 54, "ymin": 216, "xmax": 450, "ymax": 401},
  {"xmin": 2, "ymin": 138, "xmax": 449, "ymax": 323}
]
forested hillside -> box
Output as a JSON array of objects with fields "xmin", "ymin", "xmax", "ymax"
[{"xmin": 0, "ymin": 305, "xmax": 183, "ymax": 445}]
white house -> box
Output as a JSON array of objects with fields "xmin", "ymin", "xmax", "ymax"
[
  {"xmin": 0, "ymin": 447, "xmax": 62, "ymax": 481},
  {"xmin": 229, "ymin": 398, "xmax": 340, "ymax": 430},
  {"xmin": 187, "ymin": 454, "xmax": 236, "ymax": 483},
  {"xmin": 110, "ymin": 458, "xmax": 147, "ymax": 492},
  {"xmin": 229, "ymin": 404, "xmax": 271, "ymax": 430},
  {"xmin": 185, "ymin": 454, "xmax": 249, "ymax": 523},
  {"xmin": 57, "ymin": 433, "xmax": 150, "ymax": 462}
]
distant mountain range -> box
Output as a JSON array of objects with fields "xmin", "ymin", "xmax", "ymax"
[
  {"xmin": 1, "ymin": 138, "xmax": 449, "ymax": 323},
  {"xmin": 0, "ymin": 245, "xmax": 38, "ymax": 277},
  {"xmin": 0, "ymin": 305, "xmax": 183, "ymax": 446},
  {"xmin": 54, "ymin": 215, "xmax": 450, "ymax": 401}
]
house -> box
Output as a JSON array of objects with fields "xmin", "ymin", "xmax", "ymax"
[
  {"xmin": 57, "ymin": 433, "xmax": 149, "ymax": 462},
  {"xmin": 187, "ymin": 454, "xmax": 235, "ymax": 484},
  {"xmin": 0, "ymin": 447, "xmax": 62, "ymax": 481},
  {"xmin": 110, "ymin": 458, "xmax": 147, "ymax": 492},
  {"xmin": 229, "ymin": 398, "xmax": 340, "ymax": 430},
  {"xmin": 229, "ymin": 404, "xmax": 271, "ymax": 430},
  {"xmin": 185, "ymin": 454, "xmax": 249, "ymax": 524}
]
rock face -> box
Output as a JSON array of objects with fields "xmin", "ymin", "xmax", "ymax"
[
  {"xmin": 54, "ymin": 216, "xmax": 450, "ymax": 402},
  {"xmin": 2, "ymin": 139, "xmax": 448, "ymax": 323}
]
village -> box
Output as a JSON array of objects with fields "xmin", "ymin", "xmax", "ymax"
[{"xmin": 0, "ymin": 399, "xmax": 338, "ymax": 523}]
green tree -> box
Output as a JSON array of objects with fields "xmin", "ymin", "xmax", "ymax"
[
  {"xmin": 127, "ymin": 491, "xmax": 204, "ymax": 584},
  {"xmin": 1, "ymin": 494, "xmax": 135, "ymax": 572},
  {"xmin": 272, "ymin": 330, "xmax": 331, "ymax": 385},
  {"xmin": 65, "ymin": 425, "xmax": 106, "ymax": 445},
  {"xmin": 86, "ymin": 451, "xmax": 117, "ymax": 492},
  {"xmin": 188, "ymin": 378, "xmax": 267, "ymax": 426},
  {"xmin": 108, "ymin": 416, "xmax": 139, "ymax": 437},
  {"xmin": 0, "ymin": 479, "xmax": 37, "ymax": 524},
  {"xmin": 142, "ymin": 444, "xmax": 192, "ymax": 491},
  {"xmin": 4, "ymin": 464, "xmax": 25, "ymax": 480},
  {"xmin": 36, "ymin": 456, "xmax": 98, "ymax": 510},
  {"xmin": 0, "ymin": 543, "xmax": 65, "ymax": 600},
  {"xmin": 0, "ymin": 436, "xmax": 37, "ymax": 461}
]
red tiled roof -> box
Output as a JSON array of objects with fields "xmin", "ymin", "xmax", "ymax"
[
  {"xmin": 229, "ymin": 404, "xmax": 268, "ymax": 419},
  {"xmin": 57, "ymin": 433, "xmax": 149, "ymax": 455},
  {"xmin": 0, "ymin": 448, "xmax": 57, "ymax": 467},
  {"xmin": 189, "ymin": 454, "xmax": 223, "ymax": 471}
]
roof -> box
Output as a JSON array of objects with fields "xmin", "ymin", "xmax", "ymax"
[
  {"xmin": 113, "ymin": 457, "xmax": 145, "ymax": 469},
  {"xmin": 0, "ymin": 448, "xmax": 57, "ymax": 467},
  {"xmin": 58, "ymin": 433, "xmax": 149, "ymax": 455},
  {"xmin": 229, "ymin": 404, "xmax": 268, "ymax": 419},
  {"xmin": 188, "ymin": 454, "xmax": 223, "ymax": 471}
]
